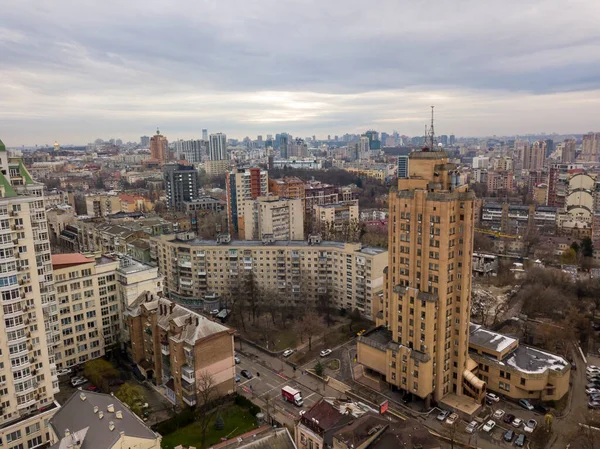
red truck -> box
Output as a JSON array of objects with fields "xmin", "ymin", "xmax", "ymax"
[{"xmin": 281, "ymin": 386, "xmax": 304, "ymax": 406}]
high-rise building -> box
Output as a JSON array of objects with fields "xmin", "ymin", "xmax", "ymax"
[
  {"xmin": 164, "ymin": 164, "xmax": 199, "ymax": 210},
  {"xmin": 268, "ymin": 177, "xmax": 306, "ymax": 205},
  {"xmin": 440, "ymin": 135, "xmax": 448, "ymax": 146},
  {"xmin": 140, "ymin": 136, "xmax": 150, "ymax": 147},
  {"xmin": 241, "ymin": 196, "xmax": 304, "ymax": 240},
  {"xmin": 202, "ymin": 129, "xmax": 208, "ymax": 141},
  {"xmin": 0, "ymin": 138, "xmax": 61, "ymax": 448},
  {"xmin": 226, "ymin": 168, "xmax": 269, "ymax": 236},
  {"xmin": 357, "ymin": 149, "xmax": 484, "ymax": 407},
  {"xmin": 398, "ymin": 155, "xmax": 409, "ymax": 178},
  {"xmin": 449, "ymin": 135, "xmax": 456, "ymax": 146},
  {"xmin": 561, "ymin": 139, "xmax": 576, "ymax": 163},
  {"xmin": 581, "ymin": 133, "xmax": 600, "ymax": 162},
  {"xmin": 209, "ymin": 133, "xmax": 228, "ymax": 161},
  {"xmin": 150, "ymin": 129, "xmax": 168, "ymax": 162},
  {"xmin": 523, "ymin": 140, "xmax": 545, "ymax": 170},
  {"xmin": 358, "ymin": 136, "xmax": 370, "ymax": 159},
  {"xmin": 280, "ymin": 134, "xmax": 289, "ymax": 159},
  {"xmin": 174, "ymin": 139, "xmax": 204, "ymax": 163},
  {"xmin": 544, "ymin": 139, "xmax": 554, "ymax": 157}
]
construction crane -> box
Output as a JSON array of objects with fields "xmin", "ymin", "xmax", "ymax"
[{"xmin": 475, "ymin": 228, "xmax": 521, "ymax": 239}]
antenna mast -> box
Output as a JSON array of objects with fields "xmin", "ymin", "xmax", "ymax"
[{"xmin": 428, "ymin": 105, "xmax": 436, "ymax": 150}]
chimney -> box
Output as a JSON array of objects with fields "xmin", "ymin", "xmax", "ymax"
[
  {"xmin": 115, "ymin": 411, "xmax": 123, "ymax": 419},
  {"xmin": 93, "ymin": 406, "xmax": 99, "ymax": 414},
  {"xmin": 98, "ymin": 411, "xmax": 104, "ymax": 419},
  {"xmin": 107, "ymin": 404, "xmax": 114, "ymax": 412},
  {"xmin": 109, "ymin": 421, "xmax": 115, "ymax": 432},
  {"xmin": 64, "ymin": 429, "xmax": 70, "ymax": 437},
  {"xmin": 79, "ymin": 393, "xmax": 86, "ymax": 401}
]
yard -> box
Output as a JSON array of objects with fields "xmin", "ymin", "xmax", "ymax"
[{"xmin": 160, "ymin": 405, "xmax": 257, "ymax": 449}]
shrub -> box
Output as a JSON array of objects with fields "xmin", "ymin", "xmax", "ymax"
[{"xmin": 214, "ymin": 414, "xmax": 224, "ymax": 430}]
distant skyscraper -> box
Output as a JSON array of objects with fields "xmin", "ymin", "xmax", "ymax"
[
  {"xmin": 545, "ymin": 139, "xmax": 554, "ymax": 157},
  {"xmin": 174, "ymin": 139, "xmax": 204, "ymax": 163},
  {"xmin": 280, "ymin": 134, "xmax": 289, "ymax": 159},
  {"xmin": 164, "ymin": 163, "xmax": 199, "ymax": 210},
  {"xmin": 440, "ymin": 135, "xmax": 448, "ymax": 146},
  {"xmin": 562, "ymin": 139, "xmax": 576, "ymax": 163},
  {"xmin": 140, "ymin": 136, "xmax": 150, "ymax": 147},
  {"xmin": 449, "ymin": 134, "xmax": 456, "ymax": 145},
  {"xmin": 115, "ymin": 138, "xmax": 123, "ymax": 146},
  {"xmin": 581, "ymin": 133, "xmax": 600, "ymax": 162},
  {"xmin": 364, "ymin": 130, "xmax": 381, "ymax": 150},
  {"xmin": 397, "ymin": 155, "xmax": 409, "ymax": 178},
  {"xmin": 150, "ymin": 129, "xmax": 168, "ymax": 162},
  {"xmin": 523, "ymin": 141, "xmax": 545, "ymax": 170},
  {"xmin": 202, "ymin": 129, "xmax": 208, "ymax": 141},
  {"xmin": 226, "ymin": 168, "xmax": 269, "ymax": 236},
  {"xmin": 209, "ymin": 133, "xmax": 228, "ymax": 160}
]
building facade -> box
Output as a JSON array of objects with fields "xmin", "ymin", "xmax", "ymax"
[
  {"xmin": 241, "ymin": 196, "xmax": 304, "ymax": 241},
  {"xmin": 152, "ymin": 234, "xmax": 387, "ymax": 317},
  {"xmin": 314, "ymin": 201, "xmax": 359, "ymax": 234},
  {"xmin": 150, "ymin": 129, "xmax": 168, "ymax": 162},
  {"xmin": 226, "ymin": 168, "xmax": 269, "ymax": 236},
  {"xmin": 125, "ymin": 292, "xmax": 235, "ymax": 406},
  {"xmin": 164, "ymin": 164, "xmax": 199, "ymax": 210},
  {"xmin": 357, "ymin": 150, "xmax": 485, "ymax": 409},
  {"xmin": 208, "ymin": 133, "xmax": 228, "ymax": 161}
]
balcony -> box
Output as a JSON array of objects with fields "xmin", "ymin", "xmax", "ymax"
[
  {"xmin": 17, "ymin": 398, "xmax": 37, "ymax": 410},
  {"xmin": 161, "ymin": 342, "xmax": 170, "ymax": 356},
  {"xmin": 181, "ymin": 365, "xmax": 195, "ymax": 383},
  {"xmin": 178, "ymin": 260, "xmax": 192, "ymax": 268},
  {"xmin": 182, "ymin": 391, "xmax": 197, "ymax": 406}
]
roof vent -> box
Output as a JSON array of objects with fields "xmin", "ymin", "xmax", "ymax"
[
  {"xmin": 107, "ymin": 404, "xmax": 115, "ymax": 412},
  {"xmin": 109, "ymin": 421, "xmax": 115, "ymax": 431},
  {"xmin": 64, "ymin": 429, "xmax": 70, "ymax": 437},
  {"xmin": 79, "ymin": 393, "xmax": 86, "ymax": 401},
  {"xmin": 93, "ymin": 406, "xmax": 99, "ymax": 414},
  {"xmin": 115, "ymin": 410, "xmax": 123, "ymax": 419},
  {"xmin": 98, "ymin": 411, "xmax": 104, "ymax": 419}
]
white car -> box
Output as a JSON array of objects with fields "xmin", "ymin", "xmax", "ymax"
[
  {"xmin": 493, "ymin": 409, "xmax": 505, "ymax": 419},
  {"xmin": 486, "ymin": 392, "xmax": 500, "ymax": 403},
  {"xmin": 446, "ymin": 413, "xmax": 459, "ymax": 425},
  {"xmin": 512, "ymin": 418, "xmax": 523, "ymax": 428},
  {"xmin": 282, "ymin": 349, "xmax": 294, "ymax": 357},
  {"xmin": 587, "ymin": 388, "xmax": 600, "ymax": 395},
  {"xmin": 483, "ymin": 420, "xmax": 496, "ymax": 432},
  {"xmin": 465, "ymin": 420, "xmax": 478, "ymax": 434},
  {"xmin": 57, "ymin": 368, "xmax": 72, "ymax": 376},
  {"xmin": 320, "ymin": 349, "xmax": 332, "ymax": 357},
  {"xmin": 70, "ymin": 377, "xmax": 87, "ymax": 387},
  {"xmin": 524, "ymin": 419, "xmax": 537, "ymax": 433}
]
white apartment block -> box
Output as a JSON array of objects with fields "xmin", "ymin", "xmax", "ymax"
[
  {"xmin": 152, "ymin": 233, "xmax": 387, "ymax": 317},
  {"xmin": 241, "ymin": 196, "xmax": 304, "ymax": 241}
]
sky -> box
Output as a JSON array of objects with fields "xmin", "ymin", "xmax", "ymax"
[{"xmin": 1, "ymin": 0, "xmax": 600, "ymax": 146}]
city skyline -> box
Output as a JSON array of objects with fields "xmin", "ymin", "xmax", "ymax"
[{"xmin": 2, "ymin": 0, "xmax": 600, "ymax": 145}]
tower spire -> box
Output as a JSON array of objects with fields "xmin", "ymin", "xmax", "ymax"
[{"xmin": 428, "ymin": 105, "xmax": 436, "ymax": 150}]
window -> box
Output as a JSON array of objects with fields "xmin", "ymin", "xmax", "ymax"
[
  {"xmin": 499, "ymin": 381, "xmax": 510, "ymax": 392},
  {"xmin": 27, "ymin": 436, "xmax": 42, "ymax": 449},
  {"xmin": 25, "ymin": 424, "xmax": 40, "ymax": 436},
  {"xmin": 6, "ymin": 432, "xmax": 21, "ymax": 444},
  {"xmin": 520, "ymin": 378, "xmax": 526, "ymax": 386}
]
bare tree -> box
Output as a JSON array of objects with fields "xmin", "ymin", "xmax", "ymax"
[
  {"xmin": 195, "ymin": 371, "xmax": 221, "ymax": 449},
  {"xmin": 294, "ymin": 310, "xmax": 325, "ymax": 351},
  {"xmin": 446, "ymin": 419, "xmax": 460, "ymax": 449}
]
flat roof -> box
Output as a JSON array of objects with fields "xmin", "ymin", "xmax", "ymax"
[
  {"xmin": 505, "ymin": 345, "xmax": 569, "ymax": 374},
  {"xmin": 469, "ymin": 326, "xmax": 517, "ymax": 353},
  {"xmin": 51, "ymin": 253, "xmax": 95, "ymax": 269}
]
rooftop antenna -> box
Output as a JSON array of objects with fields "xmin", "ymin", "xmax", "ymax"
[{"xmin": 428, "ymin": 106, "xmax": 436, "ymax": 150}]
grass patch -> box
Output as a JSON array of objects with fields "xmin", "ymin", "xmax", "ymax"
[
  {"xmin": 160, "ymin": 405, "xmax": 257, "ymax": 449},
  {"xmin": 271, "ymin": 330, "xmax": 298, "ymax": 352},
  {"xmin": 326, "ymin": 359, "xmax": 340, "ymax": 370}
]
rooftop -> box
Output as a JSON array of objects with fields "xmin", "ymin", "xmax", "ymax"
[
  {"xmin": 51, "ymin": 253, "xmax": 95, "ymax": 269},
  {"xmin": 49, "ymin": 391, "xmax": 157, "ymax": 449},
  {"xmin": 504, "ymin": 345, "xmax": 569, "ymax": 374},
  {"xmin": 469, "ymin": 325, "xmax": 517, "ymax": 353}
]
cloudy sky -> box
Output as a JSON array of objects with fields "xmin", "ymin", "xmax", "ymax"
[{"xmin": 1, "ymin": 0, "xmax": 600, "ymax": 146}]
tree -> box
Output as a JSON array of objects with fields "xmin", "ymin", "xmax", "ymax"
[
  {"xmin": 83, "ymin": 359, "xmax": 119, "ymax": 390},
  {"xmin": 317, "ymin": 289, "xmax": 334, "ymax": 325},
  {"xmin": 314, "ymin": 361, "xmax": 325, "ymax": 377},
  {"xmin": 196, "ymin": 371, "xmax": 221, "ymax": 449},
  {"xmin": 349, "ymin": 308, "xmax": 362, "ymax": 332},
  {"xmin": 561, "ymin": 248, "xmax": 577, "ymax": 265},
  {"xmin": 446, "ymin": 419, "xmax": 460, "ymax": 449},
  {"xmin": 214, "ymin": 414, "xmax": 224, "ymax": 430},
  {"xmin": 571, "ymin": 241, "xmax": 581, "ymax": 254},
  {"xmin": 582, "ymin": 237, "xmax": 595, "ymax": 258},
  {"xmin": 294, "ymin": 310, "xmax": 324, "ymax": 351},
  {"xmin": 115, "ymin": 383, "xmax": 145, "ymax": 416}
]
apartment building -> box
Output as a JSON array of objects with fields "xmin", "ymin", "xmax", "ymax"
[
  {"xmin": 183, "ymin": 197, "xmax": 226, "ymax": 214},
  {"xmin": 85, "ymin": 194, "xmax": 122, "ymax": 218},
  {"xmin": 152, "ymin": 233, "xmax": 387, "ymax": 317},
  {"xmin": 241, "ymin": 196, "xmax": 304, "ymax": 240},
  {"xmin": 486, "ymin": 171, "xmax": 514, "ymax": 194},
  {"xmin": 164, "ymin": 164, "xmax": 199, "ymax": 210},
  {"xmin": 469, "ymin": 324, "xmax": 570, "ymax": 401},
  {"xmin": 268, "ymin": 177, "xmax": 305, "ymax": 203},
  {"xmin": 53, "ymin": 254, "xmax": 162, "ymax": 369},
  {"xmin": 314, "ymin": 201, "xmax": 359, "ymax": 233},
  {"xmin": 357, "ymin": 149, "xmax": 484, "ymax": 411},
  {"xmin": 125, "ymin": 292, "xmax": 235, "ymax": 406},
  {"xmin": 480, "ymin": 203, "xmax": 557, "ymax": 234},
  {"xmin": 0, "ymin": 144, "xmax": 61, "ymax": 449},
  {"xmin": 226, "ymin": 168, "xmax": 268, "ymax": 236}
]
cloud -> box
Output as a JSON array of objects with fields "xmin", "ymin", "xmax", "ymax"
[{"xmin": 1, "ymin": 0, "xmax": 600, "ymax": 144}]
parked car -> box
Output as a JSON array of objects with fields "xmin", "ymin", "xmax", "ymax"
[
  {"xmin": 486, "ymin": 392, "xmax": 500, "ymax": 403},
  {"xmin": 515, "ymin": 434, "xmax": 526, "ymax": 447},
  {"xmin": 524, "ymin": 419, "xmax": 537, "ymax": 433},
  {"xmin": 571, "ymin": 361, "xmax": 577, "ymax": 370},
  {"xmin": 282, "ymin": 349, "xmax": 294, "ymax": 357},
  {"xmin": 234, "ymin": 357, "xmax": 241, "ymax": 364},
  {"xmin": 57, "ymin": 368, "xmax": 72, "ymax": 376},
  {"xmin": 320, "ymin": 349, "xmax": 332, "ymax": 357},
  {"xmin": 503, "ymin": 429, "xmax": 515, "ymax": 442},
  {"xmin": 482, "ymin": 420, "xmax": 496, "ymax": 432},
  {"xmin": 436, "ymin": 410, "xmax": 450, "ymax": 422},
  {"xmin": 71, "ymin": 377, "xmax": 87, "ymax": 387},
  {"xmin": 446, "ymin": 413, "xmax": 458, "ymax": 425},
  {"xmin": 465, "ymin": 421, "xmax": 478, "ymax": 434},
  {"xmin": 587, "ymin": 388, "xmax": 600, "ymax": 395},
  {"xmin": 240, "ymin": 370, "xmax": 253, "ymax": 379},
  {"xmin": 504, "ymin": 414, "xmax": 516, "ymax": 424},
  {"xmin": 85, "ymin": 385, "xmax": 99, "ymax": 392},
  {"xmin": 235, "ymin": 375, "xmax": 240, "ymax": 383},
  {"xmin": 519, "ymin": 399, "xmax": 534, "ymax": 411},
  {"xmin": 588, "ymin": 401, "xmax": 600, "ymax": 409},
  {"xmin": 210, "ymin": 309, "xmax": 220, "ymax": 315},
  {"xmin": 493, "ymin": 409, "xmax": 505, "ymax": 419},
  {"xmin": 535, "ymin": 403, "xmax": 550, "ymax": 414},
  {"xmin": 356, "ymin": 329, "xmax": 366, "ymax": 336},
  {"xmin": 512, "ymin": 418, "xmax": 523, "ymax": 428}
]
